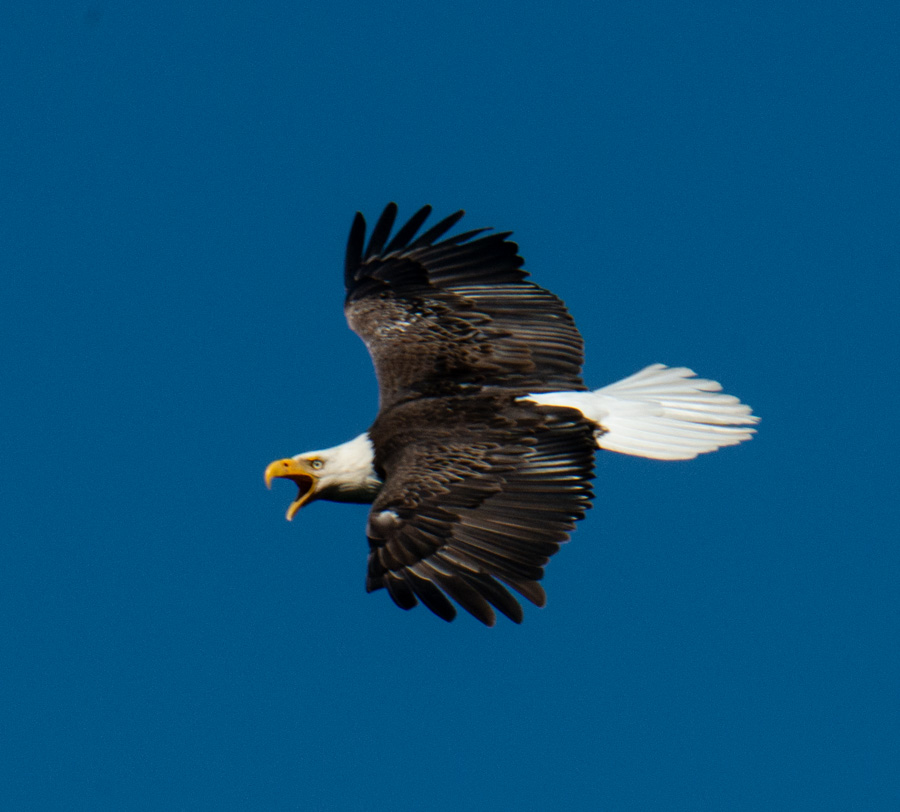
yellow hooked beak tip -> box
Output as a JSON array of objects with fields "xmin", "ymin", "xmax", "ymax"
[{"xmin": 264, "ymin": 458, "xmax": 317, "ymax": 521}]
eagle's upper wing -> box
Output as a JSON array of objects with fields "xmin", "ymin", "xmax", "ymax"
[
  {"xmin": 365, "ymin": 397, "xmax": 595, "ymax": 625},
  {"xmin": 344, "ymin": 203, "xmax": 587, "ymax": 410}
]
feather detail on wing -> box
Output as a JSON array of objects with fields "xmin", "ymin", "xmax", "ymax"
[
  {"xmin": 365, "ymin": 398, "xmax": 595, "ymax": 625},
  {"xmin": 343, "ymin": 203, "xmax": 586, "ymax": 410}
]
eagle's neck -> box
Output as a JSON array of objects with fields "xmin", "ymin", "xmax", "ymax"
[{"xmin": 321, "ymin": 433, "xmax": 382, "ymax": 504}]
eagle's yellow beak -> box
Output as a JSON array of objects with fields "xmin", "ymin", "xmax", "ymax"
[{"xmin": 264, "ymin": 458, "xmax": 318, "ymax": 521}]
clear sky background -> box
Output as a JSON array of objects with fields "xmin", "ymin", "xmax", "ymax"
[{"xmin": 2, "ymin": 2, "xmax": 898, "ymax": 810}]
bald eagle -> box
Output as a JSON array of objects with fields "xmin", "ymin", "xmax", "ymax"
[{"xmin": 265, "ymin": 204, "xmax": 758, "ymax": 625}]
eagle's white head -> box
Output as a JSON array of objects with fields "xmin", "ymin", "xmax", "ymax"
[{"xmin": 264, "ymin": 433, "xmax": 382, "ymax": 520}]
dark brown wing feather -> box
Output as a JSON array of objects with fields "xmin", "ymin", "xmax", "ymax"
[
  {"xmin": 365, "ymin": 394, "xmax": 595, "ymax": 625},
  {"xmin": 344, "ymin": 203, "xmax": 586, "ymax": 410}
]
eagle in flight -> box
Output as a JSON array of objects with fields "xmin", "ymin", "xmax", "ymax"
[{"xmin": 265, "ymin": 204, "xmax": 758, "ymax": 625}]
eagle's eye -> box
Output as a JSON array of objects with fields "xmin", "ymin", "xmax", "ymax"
[{"xmin": 309, "ymin": 459, "xmax": 324, "ymax": 470}]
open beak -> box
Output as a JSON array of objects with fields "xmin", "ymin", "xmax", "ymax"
[{"xmin": 264, "ymin": 459, "xmax": 318, "ymax": 521}]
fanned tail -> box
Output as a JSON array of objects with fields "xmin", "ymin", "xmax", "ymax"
[{"xmin": 524, "ymin": 364, "xmax": 759, "ymax": 461}]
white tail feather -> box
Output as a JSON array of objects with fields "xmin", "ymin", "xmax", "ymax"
[{"xmin": 524, "ymin": 364, "xmax": 759, "ymax": 461}]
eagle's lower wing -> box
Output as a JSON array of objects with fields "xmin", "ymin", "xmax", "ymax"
[
  {"xmin": 365, "ymin": 400, "xmax": 595, "ymax": 625},
  {"xmin": 344, "ymin": 203, "xmax": 586, "ymax": 410}
]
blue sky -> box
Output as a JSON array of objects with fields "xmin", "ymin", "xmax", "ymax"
[{"xmin": 2, "ymin": 1, "xmax": 898, "ymax": 809}]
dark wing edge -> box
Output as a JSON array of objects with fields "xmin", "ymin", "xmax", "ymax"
[
  {"xmin": 365, "ymin": 404, "xmax": 595, "ymax": 626},
  {"xmin": 345, "ymin": 203, "xmax": 475, "ymax": 286},
  {"xmin": 345, "ymin": 202, "xmax": 512, "ymax": 295}
]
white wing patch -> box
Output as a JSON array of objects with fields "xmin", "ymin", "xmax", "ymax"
[{"xmin": 524, "ymin": 364, "xmax": 759, "ymax": 461}]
